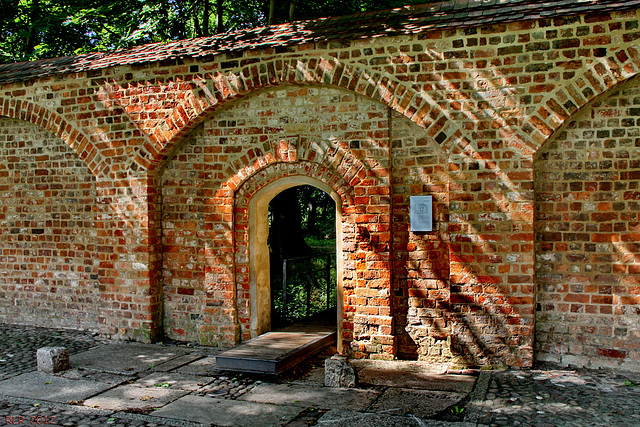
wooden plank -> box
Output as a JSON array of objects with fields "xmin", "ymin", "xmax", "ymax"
[{"xmin": 215, "ymin": 320, "xmax": 336, "ymax": 374}]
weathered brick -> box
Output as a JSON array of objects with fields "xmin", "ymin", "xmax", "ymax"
[{"xmin": 1, "ymin": 2, "xmax": 640, "ymax": 369}]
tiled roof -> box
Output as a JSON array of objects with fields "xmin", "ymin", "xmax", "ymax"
[{"xmin": 1, "ymin": 0, "xmax": 639, "ymax": 84}]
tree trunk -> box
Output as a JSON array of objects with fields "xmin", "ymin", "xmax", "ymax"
[
  {"xmin": 202, "ymin": 0, "xmax": 210, "ymax": 36},
  {"xmin": 215, "ymin": 0, "xmax": 224, "ymax": 33},
  {"xmin": 289, "ymin": 0, "xmax": 296, "ymax": 22},
  {"xmin": 268, "ymin": 0, "xmax": 276, "ymax": 25},
  {"xmin": 193, "ymin": 0, "xmax": 202, "ymax": 37},
  {"xmin": 269, "ymin": 187, "xmax": 310, "ymax": 261},
  {"xmin": 307, "ymin": 199, "xmax": 317, "ymax": 237},
  {"xmin": 24, "ymin": 0, "xmax": 40, "ymax": 56}
]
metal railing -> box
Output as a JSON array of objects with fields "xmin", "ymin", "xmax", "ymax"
[{"xmin": 276, "ymin": 253, "xmax": 336, "ymax": 324}]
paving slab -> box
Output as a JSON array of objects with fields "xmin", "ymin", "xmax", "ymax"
[
  {"xmin": 355, "ymin": 360, "xmax": 476, "ymax": 393},
  {"xmin": 82, "ymin": 384, "xmax": 187, "ymax": 411},
  {"xmin": 153, "ymin": 352, "xmax": 206, "ymax": 372},
  {"xmin": 175, "ymin": 356, "xmax": 221, "ymax": 376},
  {"xmin": 152, "ymin": 394, "xmax": 303, "ymax": 426},
  {"xmin": 133, "ymin": 372, "xmax": 214, "ymax": 391},
  {"xmin": 367, "ymin": 387, "xmax": 466, "ymax": 418},
  {"xmin": 0, "ymin": 371, "xmax": 113, "ymax": 403},
  {"xmin": 59, "ymin": 368, "xmax": 134, "ymax": 385},
  {"xmin": 239, "ymin": 382, "xmax": 380, "ymax": 410},
  {"xmin": 71, "ymin": 343, "xmax": 192, "ymax": 375}
]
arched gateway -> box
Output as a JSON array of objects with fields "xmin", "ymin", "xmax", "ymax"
[
  {"xmin": 245, "ymin": 176, "xmax": 342, "ymax": 346},
  {"xmin": 160, "ymin": 86, "xmax": 396, "ymax": 359}
]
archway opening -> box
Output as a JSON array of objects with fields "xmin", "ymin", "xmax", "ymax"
[
  {"xmin": 248, "ymin": 176, "xmax": 343, "ymax": 351},
  {"xmin": 268, "ymin": 185, "xmax": 337, "ymax": 330}
]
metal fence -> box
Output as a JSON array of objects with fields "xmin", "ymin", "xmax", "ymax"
[{"xmin": 274, "ymin": 253, "xmax": 336, "ymax": 325}]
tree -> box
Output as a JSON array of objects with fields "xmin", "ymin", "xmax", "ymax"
[
  {"xmin": 269, "ymin": 187, "xmax": 311, "ymax": 262},
  {"xmin": 1, "ymin": 0, "xmax": 88, "ymax": 62},
  {"xmin": 0, "ymin": 0, "xmax": 431, "ymax": 63},
  {"xmin": 268, "ymin": 185, "xmax": 336, "ymax": 327}
]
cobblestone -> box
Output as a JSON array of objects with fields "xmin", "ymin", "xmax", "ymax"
[
  {"xmin": 471, "ymin": 366, "xmax": 640, "ymax": 427},
  {"xmin": 0, "ymin": 398, "xmax": 204, "ymax": 426},
  {"xmin": 197, "ymin": 375, "xmax": 260, "ymax": 400},
  {"xmin": 0, "ymin": 325, "xmax": 103, "ymax": 381}
]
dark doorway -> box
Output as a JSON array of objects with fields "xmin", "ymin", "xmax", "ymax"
[{"xmin": 268, "ymin": 185, "xmax": 337, "ymax": 329}]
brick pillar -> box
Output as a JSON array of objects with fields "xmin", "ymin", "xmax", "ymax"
[
  {"xmin": 95, "ymin": 174, "xmax": 162, "ymax": 342},
  {"xmin": 203, "ymin": 188, "xmax": 239, "ymax": 346},
  {"xmin": 346, "ymin": 177, "xmax": 396, "ymax": 359}
]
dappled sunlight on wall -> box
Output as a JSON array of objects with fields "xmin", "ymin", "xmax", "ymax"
[
  {"xmin": 535, "ymin": 77, "xmax": 640, "ymax": 370},
  {"xmin": 0, "ymin": 118, "xmax": 100, "ymax": 329}
]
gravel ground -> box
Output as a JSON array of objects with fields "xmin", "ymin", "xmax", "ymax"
[
  {"xmin": 472, "ymin": 366, "xmax": 640, "ymax": 427},
  {"xmin": 0, "ymin": 397, "xmax": 202, "ymax": 426}
]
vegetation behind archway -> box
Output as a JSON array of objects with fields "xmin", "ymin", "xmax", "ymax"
[{"xmin": 269, "ymin": 185, "xmax": 336, "ymax": 328}]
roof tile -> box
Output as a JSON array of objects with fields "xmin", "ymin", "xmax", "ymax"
[{"xmin": 1, "ymin": 0, "xmax": 640, "ymax": 84}]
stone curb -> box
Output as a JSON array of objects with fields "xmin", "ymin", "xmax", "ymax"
[{"xmin": 463, "ymin": 369, "xmax": 492, "ymax": 424}]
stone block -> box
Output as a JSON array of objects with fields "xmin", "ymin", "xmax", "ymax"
[
  {"xmin": 37, "ymin": 347, "xmax": 70, "ymax": 374},
  {"xmin": 325, "ymin": 355, "xmax": 356, "ymax": 388}
]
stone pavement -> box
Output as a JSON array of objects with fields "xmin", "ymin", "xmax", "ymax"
[{"xmin": 0, "ymin": 324, "xmax": 639, "ymax": 426}]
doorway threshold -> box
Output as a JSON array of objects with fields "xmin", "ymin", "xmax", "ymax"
[{"xmin": 215, "ymin": 318, "xmax": 336, "ymax": 375}]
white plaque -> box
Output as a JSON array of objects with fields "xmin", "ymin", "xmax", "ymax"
[{"xmin": 410, "ymin": 196, "xmax": 433, "ymax": 232}]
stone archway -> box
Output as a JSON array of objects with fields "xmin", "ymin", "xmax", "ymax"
[
  {"xmin": 160, "ymin": 84, "xmax": 396, "ymax": 358},
  {"xmin": 247, "ymin": 176, "xmax": 343, "ymax": 350},
  {"xmin": 233, "ymin": 159, "xmax": 355, "ymax": 351}
]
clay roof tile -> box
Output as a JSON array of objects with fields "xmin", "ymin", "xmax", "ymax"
[{"xmin": 1, "ymin": 0, "xmax": 640, "ymax": 83}]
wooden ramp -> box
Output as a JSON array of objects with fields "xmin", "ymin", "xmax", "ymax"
[{"xmin": 215, "ymin": 318, "xmax": 336, "ymax": 375}]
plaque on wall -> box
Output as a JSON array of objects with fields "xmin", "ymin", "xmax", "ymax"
[{"xmin": 410, "ymin": 195, "xmax": 433, "ymax": 232}]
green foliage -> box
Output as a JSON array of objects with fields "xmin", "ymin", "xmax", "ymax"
[
  {"xmin": 269, "ymin": 184, "xmax": 337, "ymax": 326},
  {"xmin": 295, "ymin": 185, "xmax": 335, "ymax": 241},
  {"xmin": 272, "ymin": 253, "xmax": 336, "ymax": 324},
  {"xmin": 305, "ymin": 235, "xmax": 335, "ymax": 248},
  {"xmin": 450, "ymin": 406, "xmax": 465, "ymax": 415},
  {"xmin": 1, "ymin": 0, "xmax": 431, "ymax": 63}
]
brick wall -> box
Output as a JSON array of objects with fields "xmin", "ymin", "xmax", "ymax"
[
  {"xmin": 535, "ymin": 76, "xmax": 640, "ymax": 370},
  {"xmin": 0, "ymin": 118, "xmax": 100, "ymax": 329},
  {"xmin": 390, "ymin": 111, "xmax": 451, "ymax": 361},
  {"xmin": 1, "ymin": 6, "xmax": 640, "ymax": 368}
]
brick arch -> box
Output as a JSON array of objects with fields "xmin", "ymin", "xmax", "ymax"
[
  {"xmin": 146, "ymin": 58, "xmax": 447, "ymax": 172},
  {"xmin": 234, "ymin": 159, "xmax": 352, "ymax": 209},
  {"xmin": 199, "ymin": 144, "xmax": 356, "ymax": 346},
  {"xmin": 437, "ymin": 45, "xmax": 640, "ymax": 159},
  {"xmin": 527, "ymin": 46, "xmax": 640, "ymax": 157},
  {"xmin": 231, "ymin": 160, "xmax": 349, "ymax": 346},
  {"xmin": 227, "ymin": 136, "xmax": 361, "ymax": 343},
  {"xmin": 531, "ymin": 66, "xmax": 640, "ymax": 369},
  {"xmin": 0, "ymin": 97, "xmax": 104, "ymax": 177},
  {"xmin": 224, "ymin": 134, "xmax": 365, "ymax": 199}
]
